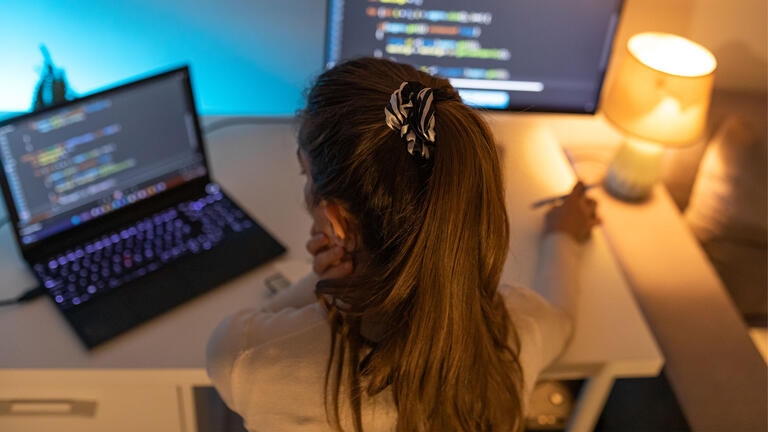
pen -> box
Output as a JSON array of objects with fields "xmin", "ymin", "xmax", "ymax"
[{"xmin": 531, "ymin": 183, "xmax": 600, "ymax": 209}]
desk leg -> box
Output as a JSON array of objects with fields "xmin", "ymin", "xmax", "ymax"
[
  {"xmin": 177, "ymin": 384, "xmax": 199, "ymax": 432},
  {"xmin": 567, "ymin": 367, "xmax": 616, "ymax": 432}
]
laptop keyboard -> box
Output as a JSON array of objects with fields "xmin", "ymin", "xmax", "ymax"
[{"xmin": 32, "ymin": 186, "xmax": 255, "ymax": 310}]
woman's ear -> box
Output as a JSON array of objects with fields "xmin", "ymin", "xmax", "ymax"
[{"xmin": 322, "ymin": 201, "xmax": 355, "ymax": 250}]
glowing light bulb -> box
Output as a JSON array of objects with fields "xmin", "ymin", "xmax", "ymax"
[{"xmin": 628, "ymin": 32, "xmax": 717, "ymax": 77}]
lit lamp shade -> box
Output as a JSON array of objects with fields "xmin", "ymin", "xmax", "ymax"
[
  {"xmin": 601, "ymin": 32, "xmax": 716, "ymax": 201},
  {"xmin": 603, "ymin": 32, "xmax": 717, "ymax": 147}
]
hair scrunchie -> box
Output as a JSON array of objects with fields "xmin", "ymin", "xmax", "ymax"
[{"xmin": 384, "ymin": 81, "xmax": 436, "ymax": 160}]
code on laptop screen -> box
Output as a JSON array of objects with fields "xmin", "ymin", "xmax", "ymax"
[{"xmin": 0, "ymin": 70, "xmax": 207, "ymax": 245}]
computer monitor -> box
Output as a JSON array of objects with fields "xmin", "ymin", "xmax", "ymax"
[
  {"xmin": 0, "ymin": 67, "xmax": 208, "ymax": 248},
  {"xmin": 326, "ymin": 0, "xmax": 624, "ymax": 113}
]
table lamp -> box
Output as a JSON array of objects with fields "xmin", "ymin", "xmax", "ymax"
[{"xmin": 601, "ymin": 32, "xmax": 717, "ymax": 201}]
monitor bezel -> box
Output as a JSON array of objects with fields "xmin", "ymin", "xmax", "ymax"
[
  {"xmin": 0, "ymin": 65, "xmax": 212, "ymax": 260},
  {"xmin": 323, "ymin": 0, "xmax": 626, "ymax": 115}
]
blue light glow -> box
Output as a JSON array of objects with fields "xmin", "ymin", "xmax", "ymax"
[
  {"xmin": 458, "ymin": 89, "xmax": 511, "ymax": 109},
  {"xmin": 0, "ymin": 0, "xmax": 326, "ymax": 115}
]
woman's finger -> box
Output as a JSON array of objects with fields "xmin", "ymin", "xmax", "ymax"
[
  {"xmin": 313, "ymin": 246, "xmax": 344, "ymax": 275},
  {"xmin": 322, "ymin": 261, "xmax": 354, "ymax": 279},
  {"xmin": 571, "ymin": 181, "xmax": 585, "ymax": 195},
  {"xmin": 306, "ymin": 233, "xmax": 329, "ymax": 255}
]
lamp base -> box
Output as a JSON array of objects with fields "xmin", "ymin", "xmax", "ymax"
[{"xmin": 603, "ymin": 137, "xmax": 664, "ymax": 201}]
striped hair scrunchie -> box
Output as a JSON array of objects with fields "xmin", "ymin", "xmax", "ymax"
[{"xmin": 384, "ymin": 81, "xmax": 436, "ymax": 160}]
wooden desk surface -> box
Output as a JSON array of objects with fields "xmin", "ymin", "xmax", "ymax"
[{"xmin": 0, "ymin": 116, "xmax": 661, "ymax": 384}]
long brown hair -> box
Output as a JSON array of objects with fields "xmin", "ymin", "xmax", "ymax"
[{"xmin": 298, "ymin": 58, "xmax": 523, "ymax": 431}]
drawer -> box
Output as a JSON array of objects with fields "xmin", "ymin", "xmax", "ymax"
[{"xmin": 0, "ymin": 384, "xmax": 184, "ymax": 432}]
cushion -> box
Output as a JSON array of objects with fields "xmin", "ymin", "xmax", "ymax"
[
  {"xmin": 685, "ymin": 116, "xmax": 767, "ymax": 324},
  {"xmin": 662, "ymin": 89, "xmax": 767, "ymax": 211}
]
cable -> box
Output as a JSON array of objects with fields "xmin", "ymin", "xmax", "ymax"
[{"xmin": 0, "ymin": 285, "xmax": 45, "ymax": 307}]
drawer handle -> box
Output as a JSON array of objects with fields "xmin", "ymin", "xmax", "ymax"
[{"xmin": 0, "ymin": 399, "xmax": 97, "ymax": 417}]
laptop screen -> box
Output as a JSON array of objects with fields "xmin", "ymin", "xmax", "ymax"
[{"xmin": 0, "ymin": 68, "xmax": 207, "ymax": 247}]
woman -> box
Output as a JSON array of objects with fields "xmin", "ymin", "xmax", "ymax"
[{"xmin": 207, "ymin": 58, "xmax": 598, "ymax": 431}]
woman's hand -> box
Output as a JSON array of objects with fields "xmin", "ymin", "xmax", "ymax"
[
  {"xmin": 306, "ymin": 233, "xmax": 354, "ymax": 278},
  {"xmin": 544, "ymin": 181, "xmax": 600, "ymax": 242}
]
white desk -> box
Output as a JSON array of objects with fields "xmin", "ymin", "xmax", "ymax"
[{"xmin": 0, "ymin": 116, "xmax": 662, "ymax": 432}]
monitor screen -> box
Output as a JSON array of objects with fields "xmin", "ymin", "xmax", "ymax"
[
  {"xmin": 326, "ymin": 0, "xmax": 623, "ymax": 113},
  {"xmin": 0, "ymin": 69, "xmax": 207, "ymax": 246}
]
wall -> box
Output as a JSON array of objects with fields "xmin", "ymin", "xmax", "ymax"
[{"xmin": 0, "ymin": 0, "xmax": 325, "ymax": 115}]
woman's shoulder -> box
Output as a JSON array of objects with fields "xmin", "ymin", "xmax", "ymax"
[
  {"xmin": 206, "ymin": 302, "xmax": 336, "ymax": 426},
  {"xmin": 207, "ymin": 302, "xmax": 344, "ymax": 431},
  {"xmin": 207, "ymin": 302, "xmax": 329, "ymax": 369}
]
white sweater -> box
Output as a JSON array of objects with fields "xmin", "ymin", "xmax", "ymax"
[{"xmin": 206, "ymin": 232, "xmax": 581, "ymax": 431}]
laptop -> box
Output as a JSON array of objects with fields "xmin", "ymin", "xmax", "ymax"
[{"xmin": 0, "ymin": 66, "xmax": 285, "ymax": 348}]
